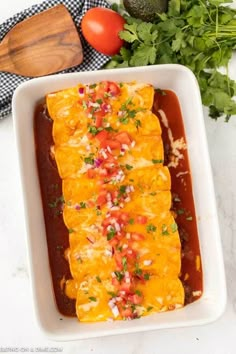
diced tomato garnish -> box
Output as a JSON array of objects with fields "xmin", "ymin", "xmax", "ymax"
[
  {"xmin": 98, "ymin": 168, "xmax": 108, "ymax": 176},
  {"xmin": 94, "ymin": 112, "xmax": 104, "ymax": 128},
  {"xmin": 101, "ymin": 81, "xmax": 109, "ymax": 92},
  {"xmin": 119, "ymin": 212, "xmax": 130, "ymax": 224},
  {"xmin": 112, "ymin": 277, "xmax": 120, "ymax": 287},
  {"xmin": 114, "ymin": 252, "xmax": 123, "ymax": 268},
  {"xmin": 128, "ymin": 294, "xmax": 143, "ymax": 305},
  {"xmin": 120, "ymin": 307, "xmax": 133, "ymax": 319},
  {"xmin": 97, "ymin": 192, "xmax": 107, "ymax": 207},
  {"xmin": 87, "ymin": 200, "xmax": 95, "ymax": 208},
  {"xmin": 102, "ymin": 216, "xmax": 114, "ymax": 227},
  {"xmin": 87, "ymin": 132, "xmax": 94, "ymax": 140},
  {"xmin": 87, "ymin": 169, "xmax": 96, "ymax": 178},
  {"xmin": 101, "ymin": 139, "xmax": 121, "ymax": 150},
  {"xmin": 115, "ymin": 132, "xmax": 132, "ymax": 145},
  {"xmin": 131, "ymin": 233, "xmax": 145, "ymax": 241},
  {"xmin": 109, "ymin": 238, "xmax": 118, "ymax": 247},
  {"xmin": 125, "ymin": 248, "xmax": 136, "ymax": 259},
  {"xmin": 96, "ymin": 130, "xmax": 109, "ymax": 143},
  {"xmin": 136, "ymin": 215, "xmax": 148, "ymax": 224},
  {"xmin": 120, "ymin": 280, "xmax": 132, "ymax": 293},
  {"xmin": 108, "ymin": 82, "xmax": 120, "ymax": 96}
]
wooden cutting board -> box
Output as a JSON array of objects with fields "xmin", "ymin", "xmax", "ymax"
[{"xmin": 0, "ymin": 4, "xmax": 83, "ymax": 77}]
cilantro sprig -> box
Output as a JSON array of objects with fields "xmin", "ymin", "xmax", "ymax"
[{"xmin": 107, "ymin": 0, "xmax": 236, "ymax": 121}]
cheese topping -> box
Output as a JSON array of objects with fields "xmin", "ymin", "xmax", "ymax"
[{"xmin": 46, "ymin": 81, "xmax": 184, "ymax": 322}]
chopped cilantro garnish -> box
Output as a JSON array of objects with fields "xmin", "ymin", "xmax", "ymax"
[
  {"xmin": 48, "ymin": 196, "xmax": 64, "ymax": 208},
  {"xmin": 125, "ymin": 164, "xmax": 133, "ymax": 170},
  {"xmin": 84, "ymin": 156, "xmax": 94, "ymax": 165},
  {"xmin": 144, "ymin": 273, "xmax": 150, "ymax": 280},
  {"xmin": 107, "ymin": 227, "xmax": 116, "ymax": 240},
  {"xmin": 156, "ymin": 88, "xmax": 166, "ymax": 96},
  {"xmin": 135, "ymin": 290, "xmax": 142, "ymax": 297},
  {"xmin": 88, "ymin": 125, "xmax": 103, "ymax": 136},
  {"xmin": 114, "ymin": 271, "xmax": 124, "ymax": 282},
  {"xmin": 89, "ymin": 83, "xmax": 97, "ymax": 89},
  {"xmin": 68, "ymin": 228, "xmax": 74, "ymax": 234},
  {"xmin": 96, "ymin": 98, "xmax": 103, "ymax": 104},
  {"xmin": 129, "ymin": 218, "xmax": 135, "ymax": 225},
  {"xmin": 119, "ymin": 116, "xmax": 129, "ymax": 124},
  {"xmin": 171, "ymin": 223, "xmax": 178, "ymax": 233},
  {"xmin": 127, "ymin": 110, "xmax": 136, "ymax": 118},
  {"xmin": 150, "ymin": 192, "xmax": 157, "ymax": 196},
  {"xmin": 82, "ymin": 100, "xmax": 87, "ymax": 109},
  {"xmin": 107, "ymin": 291, "xmax": 117, "ymax": 298},
  {"xmin": 96, "ymin": 276, "xmax": 101, "ymax": 283},
  {"xmin": 177, "ymin": 209, "xmax": 185, "ymax": 215},
  {"xmin": 88, "ymin": 126, "xmax": 98, "ymax": 135},
  {"xmin": 80, "ymin": 202, "xmax": 86, "ymax": 209},
  {"xmin": 135, "ymin": 119, "xmax": 141, "ymax": 128},
  {"xmin": 118, "ymin": 185, "xmax": 127, "ymax": 198},
  {"xmin": 146, "ymin": 223, "xmax": 157, "ymax": 233},
  {"xmin": 116, "ymin": 246, "xmax": 123, "ymax": 252},
  {"xmin": 147, "ymin": 306, "xmax": 153, "ymax": 312},
  {"xmin": 88, "ymin": 296, "xmax": 97, "ymax": 302},
  {"xmin": 134, "ymin": 262, "xmax": 142, "ymax": 276},
  {"xmin": 161, "ymin": 224, "xmax": 169, "ymax": 236},
  {"xmin": 152, "ymin": 159, "xmax": 164, "ymax": 164},
  {"xmin": 105, "ymin": 126, "xmax": 116, "ymax": 132},
  {"xmin": 122, "ymin": 256, "xmax": 127, "ymax": 271}
]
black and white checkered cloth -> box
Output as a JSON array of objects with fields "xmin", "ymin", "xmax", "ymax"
[{"xmin": 0, "ymin": 0, "xmax": 111, "ymax": 119}]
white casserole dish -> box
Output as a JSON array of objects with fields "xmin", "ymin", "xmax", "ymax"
[{"xmin": 12, "ymin": 64, "xmax": 226, "ymax": 341}]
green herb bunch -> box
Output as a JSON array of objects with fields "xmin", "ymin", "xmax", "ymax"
[{"xmin": 108, "ymin": 0, "xmax": 236, "ymax": 121}]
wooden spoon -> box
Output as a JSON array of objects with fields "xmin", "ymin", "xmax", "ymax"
[{"xmin": 0, "ymin": 4, "xmax": 83, "ymax": 77}]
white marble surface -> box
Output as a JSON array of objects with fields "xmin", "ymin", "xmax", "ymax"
[{"xmin": 0, "ymin": 1, "xmax": 236, "ymax": 353}]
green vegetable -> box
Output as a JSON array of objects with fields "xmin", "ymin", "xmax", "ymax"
[
  {"xmin": 125, "ymin": 164, "xmax": 133, "ymax": 170},
  {"xmin": 109, "ymin": 0, "xmax": 236, "ymax": 121},
  {"xmin": 107, "ymin": 227, "xmax": 116, "ymax": 240},
  {"xmin": 146, "ymin": 223, "xmax": 157, "ymax": 233},
  {"xmin": 161, "ymin": 224, "xmax": 169, "ymax": 235},
  {"xmin": 152, "ymin": 159, "xmax": 164, "ymax": 164},
  {"xmin": 123, "ymin": 0, "xmax": 168, "ymax": 22},
  {"xmin": 96, "ymin": 276, "xmax": 102, "ymax": 283},
  {"xmin": 88, "ymin": 296, "xmax": 97, "ymax": 302}
]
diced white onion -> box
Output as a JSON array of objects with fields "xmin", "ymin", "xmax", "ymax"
[{"xmin": 143, "ymin": 260, "xmax": 152, "ymax": 266}]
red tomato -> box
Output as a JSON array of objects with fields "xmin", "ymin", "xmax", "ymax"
[
  {"xmin": 94, "ymin": 111, "xmax": 103, "ymax": 128},
  {"xmin": 115, "ymin": 132, "xmax": 132, "ymax": 145},
  {"xmin": 101, "ymin": 139, "xmax": 121, "ymax": 150},
  {"xmin": 136, "ymin": 215, "xmax": 148, "ymax": 224},
  {"xmin": 96, "ymin": 130, "xmax": 109, "ymax": 143},
  {"xmin": 81, "ymin": 8, "xmax": 125, "ymax": 56},
  {"xmin": 87, "ymin": 169, "xmax": 96, "ymax": 178},
  {"xmin": 128, "ymin": 294, "xmax": 143, "ymax": 305}
]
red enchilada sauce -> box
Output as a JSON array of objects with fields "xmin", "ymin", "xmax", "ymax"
[
  {"xmin": 153, "ymin": 90, "xmax": 203, "ymax": 304},
  {"xmin": 34, "ymin": 90, "xmax": 202, "ymax": 316}
]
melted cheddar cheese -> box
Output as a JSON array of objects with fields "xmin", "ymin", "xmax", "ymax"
[{"xmin": 46, "ymin": 81, "xmax": 184, "ymax": 322}]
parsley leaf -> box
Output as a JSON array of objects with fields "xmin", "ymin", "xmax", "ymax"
[
  {"xmin": 146, "ymin": 223, "xmax": 157, "ymax": 233},
  {"xmin": 111, "ymin": 3, "xmax": 236, "ymax": 121},
  {"xmin": 88, "ymin": 296, "xmax": 97, "ymax": 302},
  {"xmin": 125, "ymin": 164, "xmax": 133, "ymax": 170}
]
